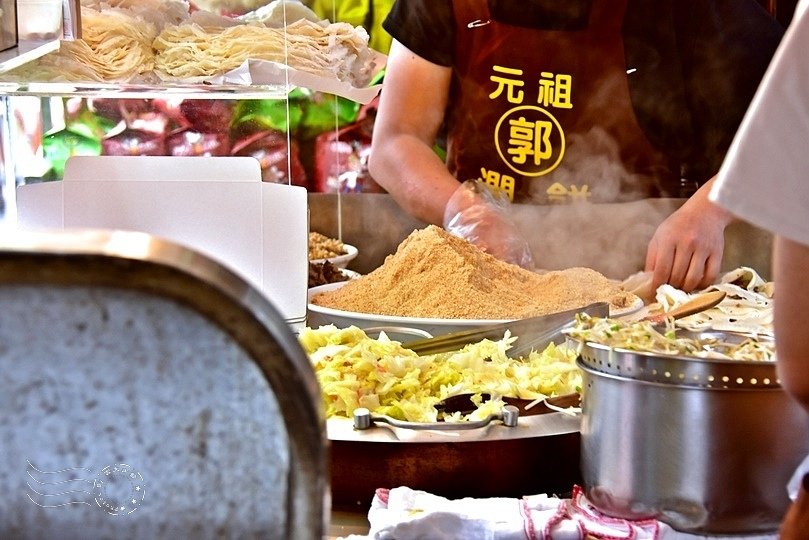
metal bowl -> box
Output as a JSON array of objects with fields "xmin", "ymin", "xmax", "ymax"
[
  {"xmin": 310, "ymin": 243, "xmax": 358, "ymax": 269},
  {"xmin": 576, "ymin": 332, "xmax": 809, "ymax": 534},
  {"xmin": 307, "ymin": 282, "xmax": 511, "ymax": 338},
  {"xmin": 307, "ymin": 282, "xmax": 644, "ymax": 340}
]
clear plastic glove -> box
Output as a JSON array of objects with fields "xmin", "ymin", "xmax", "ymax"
[{"xmin": 442, "ymin": 179, "xmax": 536, "ymax": 270}]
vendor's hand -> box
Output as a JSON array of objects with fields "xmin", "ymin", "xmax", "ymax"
[
  {"xmin": 443, "ymin": 180, "xmax": 536, "ymax": 270},
  {"xmin": 645, "ymin": 184, "xmax": 732, "ymax": 291}
]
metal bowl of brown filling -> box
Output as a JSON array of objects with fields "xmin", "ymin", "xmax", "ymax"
[{"xmin": 307, "ymin": 226, "xmax": 641, "ymax": 336}]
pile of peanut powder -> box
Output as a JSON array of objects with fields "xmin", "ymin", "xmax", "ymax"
[{"xmin": 310, "ymin": 225, "xmax": 637, "ymax": 320}]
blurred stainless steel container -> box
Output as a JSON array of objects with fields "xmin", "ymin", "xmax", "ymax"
[{"xmin": 577, "ymin": 334, "xmax": 809, "ymax": 535}]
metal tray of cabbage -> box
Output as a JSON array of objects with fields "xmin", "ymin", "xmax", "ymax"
[{"xmin": 300, "ymin": 319, "xmax": 592, "ymax": 509}]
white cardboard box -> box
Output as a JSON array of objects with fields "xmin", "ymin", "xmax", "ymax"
[{"xmin": 16, "ymin": 156, "xmax": 308, "ymax": 326}]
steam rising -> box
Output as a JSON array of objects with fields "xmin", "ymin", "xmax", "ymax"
[{"xmin": 511, "ymin": 198, "xmax": 683, "ymax": 280}]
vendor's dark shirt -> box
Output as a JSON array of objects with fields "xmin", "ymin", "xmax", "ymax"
[{"xmin": 383, "ymin": 0, "xmax": 784, "ymax": 189}]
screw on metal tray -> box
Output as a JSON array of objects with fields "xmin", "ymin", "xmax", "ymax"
[{"xmin": 352, "ymin": 405, "xmax": 520, "ymax": 431}]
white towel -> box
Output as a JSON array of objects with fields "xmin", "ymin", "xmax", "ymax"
[{"xmin": 341, "ymin": 485, "xmax": 779, "ymax": 540}]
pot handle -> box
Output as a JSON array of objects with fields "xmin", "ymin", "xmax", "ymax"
[{"xmin": 352, "ymin": 405, "xmax": 519, "ymax": 431}]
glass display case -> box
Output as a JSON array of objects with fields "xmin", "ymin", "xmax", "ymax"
[{"xmin": 0, "ymin": 0, "xmax": 390, "ymax": 226}]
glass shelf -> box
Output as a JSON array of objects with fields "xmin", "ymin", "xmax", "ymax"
[
  {"xmin": 0, "ymin": 80, "xmax": 293, "ymax": 100},
  {"xmin": 0, "ymin": 39, "xmax": 61, "ymax": 75}
]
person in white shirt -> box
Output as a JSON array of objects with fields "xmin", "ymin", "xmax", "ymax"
[{"xmin": 709, "ymin": 2, "xmax": 809, "ymax": 537}]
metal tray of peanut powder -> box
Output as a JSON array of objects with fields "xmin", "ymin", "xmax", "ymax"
[{"xmin": 307, "ymin": 282, "xmax": 642, "ymax": 341}]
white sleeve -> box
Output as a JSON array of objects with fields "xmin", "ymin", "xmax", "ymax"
[{"xmin": 710, "ymin": 0, "xmax": 809, "ymax": 246}]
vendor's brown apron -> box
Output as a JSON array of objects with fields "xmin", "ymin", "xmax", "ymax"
[{"xmin": 448, "ymin": 0, "xmax": 678, "ymax": 204}]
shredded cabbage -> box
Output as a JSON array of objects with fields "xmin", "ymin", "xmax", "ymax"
[
  {"xmin": 298, "ymin": 324, "xmax": 581, "ymax": 422},
  {"xmin": 565, "ymin": 313, "xmax": 775, "ymax": 362}
]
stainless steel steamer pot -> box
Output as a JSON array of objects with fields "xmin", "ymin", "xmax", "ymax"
[{"xmin": 577, "ymin": 333, "xmax": 809, "ymax": 534}]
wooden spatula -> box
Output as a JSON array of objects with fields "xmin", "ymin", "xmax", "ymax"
[{"xmin": 642, "ymin": 290, "xmax": 727, "ymax": 324}]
